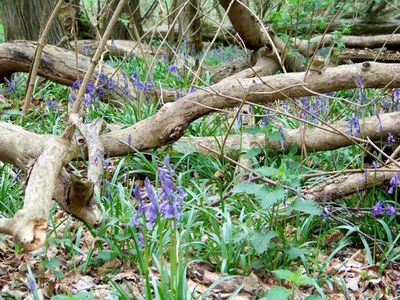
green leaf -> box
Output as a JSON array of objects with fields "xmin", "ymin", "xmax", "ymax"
[
  {"xmin": 245, "ymin": 147, "xmax": 262, "ymax": 159},
  {"xmin": 289, "ymin": 199, "xmax": 322, "ymax": 215},
  {"xmin": 43, "ymin": 258, "xmax": 60, "ymax": 269},
  {"xmin": 256, "ymin": 187, "xmax": 286, "ymax": 209},
  {"xmin": 269, "ymin": 131, "xmax": 283, "ymax": 141},
  {"xmin": 246, "ymin": 126, "xmax": 264, "ymax": 135},
  {"xmin": 304, "ymin": 295, "xmax": 323, "ymax": 300},
  {"xmin": 262, "ymin": 287, "xmax": 290, "ymax": 300},
  {"xmin": 285, "ymin": 246, "xmax": 307, "ymax": 260},
  {"xmin": 272, "ymin": 269, "xmax": 294, "ymax": 281},
  {"xmin": 233, "ymin": 182, "xmax": 263, "ymax": 195},
  {"xmin": 255, "ymin": 166, "xmax": 277, "ymax": 177},
  {"xmin": 250, "ymin": 231, "xmax": 277, "ymax": 254}
]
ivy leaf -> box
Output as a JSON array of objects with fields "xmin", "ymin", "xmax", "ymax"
[
  {"xmin": 289, "ymin": 199, "xmax": 322, "ymax": 215},
  {"xmin": 250, "ymin": 231, "xmax": 277, "ymax": 254},
  {"xmin": 304, "ymin": 296, "xmax": 324, "ymax": 300},
  {"xmin": 262, "ymin": 287, "xmax": 290, "ymax": 300},
  {"xmin": 246, "ymin": 126, "xmax": 264, "ymax": 135}
]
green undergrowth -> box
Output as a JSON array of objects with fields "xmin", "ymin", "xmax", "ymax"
[{"xmin": 0, "ymin": 47, "xmax": 399, "ymax": 299}]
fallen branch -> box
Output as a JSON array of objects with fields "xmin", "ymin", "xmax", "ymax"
[
  {"xmin": 294, "ymin": 34, "xmax": 400, "ymax": 57},
  {"xmin": 302, "ymin": 164, "xmax": 396, "ymax": 202},
  {"xmin": 174, "ymin": 111, "xmax": 400, "ymax": 158},
  {"xmin": 338, "ymin": 48, "xmax": 400, "ymax": 64},
  {"xmin": 101, "ymin": 62, "xmax": 400, "ymax": 156}
]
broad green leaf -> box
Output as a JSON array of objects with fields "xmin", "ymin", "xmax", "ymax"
[
  {"xmin": 233, "ymin": 182, "xmax": 263, "ymax": 195},
  {"xmin": 289, "ymin": 199, "xmax": 322, "ymax": 215},
  {"xmin": 255, "ymin": 166, "xmax": 277, "ymax": 177},
  {"xmin": 245, "ymin": 147, "xmax": 262, "ymax": 159},
  {"xmin": 269, "ymin": 131, "xmax": 283, "ymax": 141},
  {"xmin": 285, "ymin": 246, "xmax": 307, "ymax": 260},
  {"xmin": 272, "ymin": 269, "xmax": 294, "ymax": 281},
  {"xmin": 256, "ymin": 187, "xmax": 286, "ymax": 209},
  {"xmin": 246, "ymin": 126, "xmax": 264, "ymax": 135},
  {"xmin": 250, "ymin": 231, "xmax": 277, "ymax": 254},
  {"xmin": 43, "ymin": 258, "xmax": 60, "ymax": 269},
  {"xmin": 262, "ymin": 287, "xmax": 290, "ymax": 300}
]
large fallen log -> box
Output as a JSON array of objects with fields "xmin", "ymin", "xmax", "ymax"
[{"xmin": 0, "ymin": 41, "xmax": 188, "ymax": 103}]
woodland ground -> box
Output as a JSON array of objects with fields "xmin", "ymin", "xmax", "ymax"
[{"xmin": 1, "ymin": 44, "xmax": 400, "ymax": 299}]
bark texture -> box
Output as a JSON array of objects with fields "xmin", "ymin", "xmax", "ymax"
[
  {"xmin": 175, "ymin": 112, "xmax": 400, "ymax": 158},
  {"xmin": 0, "ymin": 0, "xmax": 65, "ymax": 44}
]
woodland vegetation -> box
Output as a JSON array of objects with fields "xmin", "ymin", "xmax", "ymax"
[{"xmin": 0, "ymin": 0, "xmax": 400, "ymax": 298}]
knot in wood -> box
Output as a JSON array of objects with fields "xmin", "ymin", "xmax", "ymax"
[{"xmin": 169, "ymin": 124, "xmax": 185, "ymax": 140}]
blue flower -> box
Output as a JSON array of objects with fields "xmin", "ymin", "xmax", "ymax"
[
  {"xmin": 388, "ymin": 174, "xmax": 399, "ymax": 194},
  {"xmin": 386, "ymin": 204, "xmax": 396, "ymax": 216},
  {"xmin": 372, "ymin": 201, "xmax": 384, "ymax": 218},
  {"xmin": 387, "ymin": 132, "xmax": 395, "ymax": 143},
  {"xmin": 3, "ymin": 76, "xmax": 16, "ymax": 93},
  {"xmin": 46, "ymin": 99, "xmax": 59, "ymax": 110},
  {"xmin": 371, "ymin": 161, "xmax": 379, "ymax": 169},
  {"xmin": 347, "ymin": 116, "xmax": 361, "ymax": 137},
  {"xmin": 99, "ymin": 73, "xmax": 107, "ymax": 85}
]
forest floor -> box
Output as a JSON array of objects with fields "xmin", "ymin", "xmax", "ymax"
[{"xmin": 1, "ymin": 46, "xmax": 400, "ymax": 300}]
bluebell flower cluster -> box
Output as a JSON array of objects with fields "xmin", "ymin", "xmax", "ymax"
[
  {"xmin": 69, "ymin": 72, "xmax": 115, "ymax": 106},
  {"xmin": 387, "ymin": 132, "xmax": 395, "ymax": 143},
  {"xmin": 299, "ymin": 96, "xmax": 328, "ymax": 123},
  {"xmin": 131, "ymin": 71, "xmax": 152, "ymax": 92},
  {"xmin": 131, "ymin": 156, "xmax": 187, "ymax": 245},
  {"xmin": 388, "ymin": 174, "xmax": 399, "ymax": 194},
  {"xmin": 3, "ymin": 76, "xmax": 16, "ymax": 93},
  {"xmin": 372, "ymin": 201, "xmax": 397, "ymax": 218},
  {"xmin": 355, "ymin": 75, "xmax": 366, "ymax": 103},
  {"xmin": 347, "ymin": 116, "xmax": 361, "ymax": 137}
]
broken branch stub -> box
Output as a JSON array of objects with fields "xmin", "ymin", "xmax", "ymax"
[{"xmin": 0, "ymin": 138, "xmax": 69, "ymax": 251}]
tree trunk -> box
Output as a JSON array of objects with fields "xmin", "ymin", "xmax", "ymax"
[
  {"xmin": 0, "ymin": 0, "xmax": 65, "ymax": 44},
  {"xmin": 102, "ymin": 0, "xmax": 143, "ymax": 40},
  {"xmin": 178, "ymin": 0, "xmax": 202, "ymax": 54}
]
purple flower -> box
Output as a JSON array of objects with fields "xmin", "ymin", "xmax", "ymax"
[
  {"xmin": 108, "ymin": 79, "xmax": 114, "ymax": 91},
  {"xmin": 322, "ymin": 207, "xmax": 330, "ymax": 219},
  {"xmin": 372, "ymin": 201, "xmax": 384, "ymax": 218},
  {"xmin": 375, "ymin": 116, "xmax": 382, "ymax": 133},
  {"xmin": 347, "ymin": 116, "xmax": 361, "ymax": 137},
  {"xmin": 86, "ymin": 81, "xmax": 95, "ymax": 95},
  {"xmin": 72, "ymin": 80, "xmax": 80, "ymax": 90},
  {"xmin": 46, "ymin": 99, "xmax": 59, "ymax": 110},
  {"xmin": 3, "ymin": 76, "xmax": 16, "ymax": 93},
  {"xmin": 83, "ymin": 93, "xmax": 94, "ymax": 106},
  {"xmin": 386, "ymin": 204, "xmax": 396, "ymax": 216},
  {"xmin": 388, "ymin": 174, "xmax": 399, "ymax": 194},
  {"xmin": 99, "ymin": 73, "xmax": 107, "ymax": 85},
  {"xmin": 371, "ymin": 161, "xmax": 379, "ymax": 169},
  {"xmin": 387, "ymin": 132, "xmax": 395, "ymax": 143},
  {"xmin": 144, "ymin": 178, "xmax": 159, "ymax": 227},
  {"xmin": 82, "ymin": 43, "xmax": 91, "ymax": 55},
  {"xmin": 26, "ymin": 269, "xmax": 37, "ymax": 293},
  {"xmin": 123, "ymin": 77, "xmax": 129, "ymax": 97},
  {"xmin": 168, "ymin": 64, "xmax": 178, "ymax": 74}
]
